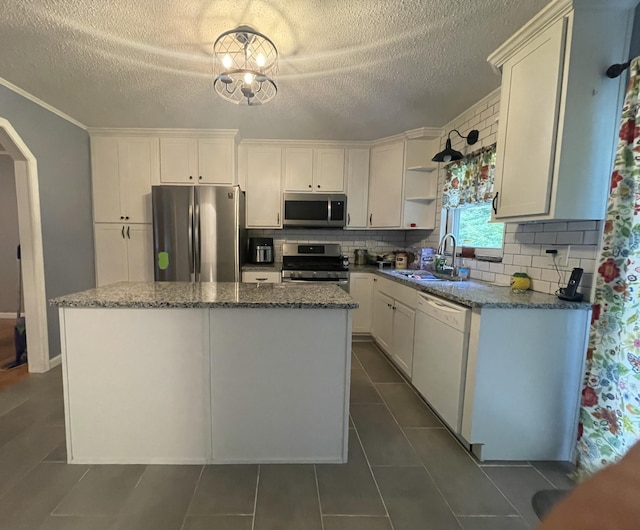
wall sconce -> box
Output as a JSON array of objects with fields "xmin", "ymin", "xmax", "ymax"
[{"xmin": 432, "ymin": 129, "xmax": 480, "ymax": 163}]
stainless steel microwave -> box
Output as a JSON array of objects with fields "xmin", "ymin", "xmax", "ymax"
[{"xmin": 283, "ymin": 193, "xmax": 347, "ymax": 228}]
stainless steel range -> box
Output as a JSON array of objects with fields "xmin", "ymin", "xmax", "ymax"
[{"xmin": 281, "ymin": 243, "xmax": 350, "ymax": 292}]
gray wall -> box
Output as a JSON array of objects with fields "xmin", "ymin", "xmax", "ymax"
[
  {"xmin": 0, "ymin": 85, "xmax": 94, "ymax": 359},
  {"xmin": 0, "ymin": 155, "xmax": 19, "ymax": 313},
  {"xmin": 631, "ymin": 4, "xmax": 640, "ymax": 59}
]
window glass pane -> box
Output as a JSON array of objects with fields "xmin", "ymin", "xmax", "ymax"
[{"xmin": 457, "ymin": 204, "xmax": 504, "ymax": 249}]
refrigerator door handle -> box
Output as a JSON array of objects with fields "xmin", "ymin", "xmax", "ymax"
[
  {"xmin": 188, "ymin": 193, "xmax": 194, "ymax": 282},
  {"xmin": 194, "ymin": 189, "xmax": 201, "ymax": 280}
]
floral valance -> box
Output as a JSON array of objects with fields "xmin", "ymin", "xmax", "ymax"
[{"xmin": 442, "ymin": 144, "xmax": 497, "ymax": 209}]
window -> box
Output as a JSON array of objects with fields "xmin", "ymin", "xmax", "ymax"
[{"xmin": 444, "ymin": 203, "xmax": 505, "ymax": 257}]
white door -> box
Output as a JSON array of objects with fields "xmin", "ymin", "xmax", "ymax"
[
  {"xmin": 345, "ymin": 148, "xmax": 370, "ymax": 229},
  {"xmin": 94, "ymin": 224, "xmax": 128, "ymax": 286},
  {"xmin": 283, "ymin": 148, "xmax": 313, "ymax": 192},
  {"xmin": 120, "ymin": 137, "xmax": 158, "ymax": 224},
  {"xmin": 246, "ymin": 147, "xmax": 282, "ymax": 228},
  {"xmin": 314, "ymin": 148, "xmax": 345, "ymax": 192},
  {"xmin": 199, "ymin": 138, "xmax": 235, "ymax": 185},
  {"xmin": 127, "ymin": 224, "xmax": 154, "ymax": 282},
  {"xmin": 392, "ymin": 300, "xmax": 415, "ymax": 378},
  {"xmin": 493, "ymin": 18, "xmax": 566, "ymax": 219},
  {"xmin": 91, "ymin": 137, "xmax": 122, "ymax": 223},
  {"xmin": 368, "ymin": 142, "xmax": 404, "ymax": 228},
  {"xmin": 372, "ymin": 290, "xmax": 394, "ymax": 353},
  {"xmin": 160, "ymin": 138, "xmax": 198, "ymax": 183},
  {"xmin": 350, "ymin": 273, "xmax": 373, "ymax": 333}
]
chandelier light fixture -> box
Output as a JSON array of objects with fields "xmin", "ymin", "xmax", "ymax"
[{"xmin": 213, "ymin": 25, "xmax": 278, "ymax": 106}]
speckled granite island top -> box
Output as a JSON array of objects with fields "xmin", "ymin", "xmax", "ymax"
[
  {"xmin": 351, "ymin": 265, "xmax": 591, "ymax": 309},
  {"xmin": 50, "ymin": 281, "xmax": 358, "ymax": 309}
]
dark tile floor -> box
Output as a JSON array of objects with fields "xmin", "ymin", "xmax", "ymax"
[{"xmin": 0, "ymin": 341, "xmax": 575, "ymax": 530}]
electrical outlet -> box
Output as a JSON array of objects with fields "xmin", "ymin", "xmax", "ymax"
[{"xmin": 547, "ymin": 246, "xmax": 571, "ymax": 267}]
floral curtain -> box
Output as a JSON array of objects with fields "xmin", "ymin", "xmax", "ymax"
[
  {"xmin": 577, "ymin": 58, "xmax": 640, "ymax": 477},
  {"xmin": 442, "ymin": 144, "xmax": 496, "ymax": 209}
]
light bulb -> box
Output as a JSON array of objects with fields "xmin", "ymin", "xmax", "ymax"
[
  {"xmin": 443, "ymin": 155, "xmax": 452, "ymax": 163},
  {"xmin": 256, "ymin": 53, "xmax": 266, "ymax": 67},
  {"xmin": 222, "ymin": 54, "xmax": 233, "ymax": 69},
  {"xmin": 244, "ymin": 72, "xmax": 255, "ymax": 84}
]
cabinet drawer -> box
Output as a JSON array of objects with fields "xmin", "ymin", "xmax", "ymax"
[
  {"xmin": 242, "ymin": 271, "xmax": 281, "ymax": 284},
  {"xmin": 376, "ymin": 275, "xmax": 417, "ymax": 309}
]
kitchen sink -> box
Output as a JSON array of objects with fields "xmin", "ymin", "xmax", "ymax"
[{"xmin": 386, "ymin": 270, "xmax": 465, "ymax": 282}]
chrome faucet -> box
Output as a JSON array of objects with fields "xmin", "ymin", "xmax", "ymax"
[{"xmin": 437, "ymin": 233, "xmax": 457, "ymax": 276}]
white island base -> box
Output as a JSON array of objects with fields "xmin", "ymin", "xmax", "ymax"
[{"xmin": 59, "ymin": 306, "xmax": 352, "ymax": 464}]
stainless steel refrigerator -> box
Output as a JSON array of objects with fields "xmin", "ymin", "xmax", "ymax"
[{"xmin": 152, "ymin": 185, "xmax": 246, "ymax": 282}]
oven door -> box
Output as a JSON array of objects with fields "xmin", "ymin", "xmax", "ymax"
[{"xmin": 281, "ymin": 277, "xmax": 350, "ymax": 293}]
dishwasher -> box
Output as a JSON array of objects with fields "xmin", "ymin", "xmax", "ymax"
[{"xmin": 413, "ymin": 292, "xmax": 470, "ymax": 433}]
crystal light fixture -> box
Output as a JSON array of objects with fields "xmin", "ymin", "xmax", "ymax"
[{"xmin": 213, "ymin": 25, "xmax": 278, "ymax": 106}]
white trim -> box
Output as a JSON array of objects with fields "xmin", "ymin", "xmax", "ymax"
[
  {"xmin": 0, "ymin": 118, "xmax": 50, "ymax": 373},
  {"xmin": 88, "ymin": 127, "xmax": 239, "ymax": 140},
  {"xmin": 0, "ymin": 312, "xmax": 24, "ymax": 319},
  {"xmin": 0, "ymin": 77, "xmax": 87, "ymax": 131},
  {"xmin": 487, "ymin": 0, "xmax": 638, "ymax": 71},
  {"xmin": 239, "ymin": 138, "xmax": 370, "ymax": 148},
  {"xmin": 48, "ymin": 354, "xmax": 61, "ymax": 368}
]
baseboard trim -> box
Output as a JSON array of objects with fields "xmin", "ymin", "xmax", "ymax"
[
  {"xmin": 48, "ymin": 355, "xmax": 62, "ymax": 369},
  {"xmin": 352, "ymin": 332, "xmax": 372, "ymax": 342}
]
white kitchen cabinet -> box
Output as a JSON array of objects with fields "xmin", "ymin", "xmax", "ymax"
[
  {"xmin": 345, "ymin": 148, "xmax": 370, "ymax": 229},
  {"xmin": 160, "ymin": 137, "xmax": 236, "ymax": 185},
  {"xmin": 391, "ymin": 300, "xmax": 415, "ymax": 376},
  {"xmin": 372, "ymin": 290, "xmax": 394, "ymax": 353},
  {"xmin": 284, "ymin": 147, "xmax": 345, "ymax": 193},
  {"xmin": 372, "ymin": 275, "xmax": 416, "ymax": 378},
  {"xmin": 245, "ymin": 146, "xmax": 282, "ymax": 228},
  {"xmin": 91, "ymin": 136, "xmax": 159, "ymax": 224},
  {"xmin": 368, "ymin": 142, "xmax": 404, "ymax": 228},
  {"xmin": 242, "ymin": 271, "xmax": 281, "ymax": 284},
  {"xmin": 94, "ymin": 223, "xmax": 153, "ymax": 286},
  {"xmin": 350, "ymin": 272, "xmax": 374, "ymax": 333},
  {"xmin": 488, "ymin": 2, "xmax": 634, "ymax": 222}
]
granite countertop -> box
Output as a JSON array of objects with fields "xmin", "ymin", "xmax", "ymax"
[
  {"xmin": 50, "ymin": 282, "xmax": 358, "ymax": 309},
  {"xmin": 242, "ymin": 263, "xmax": 282, "ymax": 272},
  {"xmin": 350, "ymin": 264, "xmax": 591, "ymax": 309}
]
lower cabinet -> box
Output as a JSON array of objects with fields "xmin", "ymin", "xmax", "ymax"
[
  {"xmin": 241, "ymin": 271, "xmax": 281, "ymax": 284},
  {"xmin": 349, "ymin": 273, "xmax": 374, "ymax": 333},
  {"xmin": 94, "ymin": 223, "xmax": 154, "ymax": 286},
  {"xmin": 372, "ymin": 276, "xmax": 416, "ymax": 378}
]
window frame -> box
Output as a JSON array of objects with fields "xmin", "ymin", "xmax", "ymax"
[{"xmin": 441, "ymin": 204, "xmax": 505, "ymax": 259}]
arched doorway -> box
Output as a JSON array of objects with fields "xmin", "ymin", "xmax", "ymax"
[{"xmin": 0, "ymin": 118, "xmax": 49, "ymax": 373}]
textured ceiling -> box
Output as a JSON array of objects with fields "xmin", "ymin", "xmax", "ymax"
[{"xmin": 0, "ymin": 0, "xmax": 552, "ymax": 140}]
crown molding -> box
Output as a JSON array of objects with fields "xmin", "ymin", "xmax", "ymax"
[
  {"xmin": 488, "ymin": 0, "xmax": 638, "ymax": 72},
  {"xmin": 238, "ymin": 138, "xmax": 371, "ymax": 148},
  {"xmin": 0, "ymin": 77, "xmax": 87, "ymax": 130},
  {"xmin": 88, "ymin": 128, "xmax": 240, "ymax": 139}
]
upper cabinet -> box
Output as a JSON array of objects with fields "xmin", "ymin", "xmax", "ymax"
[
  {"xmin": 368, "ymin": 141, "xmax": 404, "ymax": 228},
  {"xmin": 283, "ymin": 147, "xmax": 345, "ymax": 192},
  {"xmin": 245, "ymin": 146, "xmax": 283, "ymax": 228},
  {"xmin": 489, "ymin": 1, "xmax": 634, "ymax": 222},
  {"xmin": 160, "ymin": 136, "xmax": 236, "ymax": 185},
  {"xmin": 345, "ymin": 148, "xmax": 370, "ymax": 229},
  {"xmin": 91, "ymin": 136, "xmax": 159, "ymax": 224}
]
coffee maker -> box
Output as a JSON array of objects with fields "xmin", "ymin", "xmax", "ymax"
[{"xmin": 248, "ymin": 237, "xmax": 274, "ymax": 264}]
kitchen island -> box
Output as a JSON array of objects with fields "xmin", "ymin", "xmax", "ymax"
[{"xmin": 51, "ymin": 282, "xmax": 357, "ymax": 465}]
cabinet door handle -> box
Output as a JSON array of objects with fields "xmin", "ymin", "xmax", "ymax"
[
  {"xmin": 256, "ymin": 277, "xmax": 268, "ymax": 281},
  {"xmin": 308, "ymin": 184, "xmax": 312, "ymax": 188},
  {"xmin": 492, "ymin": 192, "xmax": 499, "ymax": 214},
  {"xmin": 317, "ymin": 184, "xmax": 320, "ymax": 188},
  {"xmin": 199, "ymin": 176, "xmax": 203, "ymax": 180},
  {"xmin": 369, "ymin": 213, "xmax": 373, "ymax": 226},
  {"xmin": 120, "ymin": 216, "xmax": 124, "ymax": 220},
  {"xmin": 121, "ymin": 226, "xmax": 125, "ymax": 239},
  {"xmin": 126, "ymin": 226, "xmax": 130, "ymax": 239},
  {"xmin": 348, "ymin": 213, "xmax": 351, "ymax": 225},
  {"xmin": 373, "ymin": 278, "xmax": 377, "ymax": 282},
  {"xmin": 277, "ymin": 212, "xmax": 280, "ymax": 225}
]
